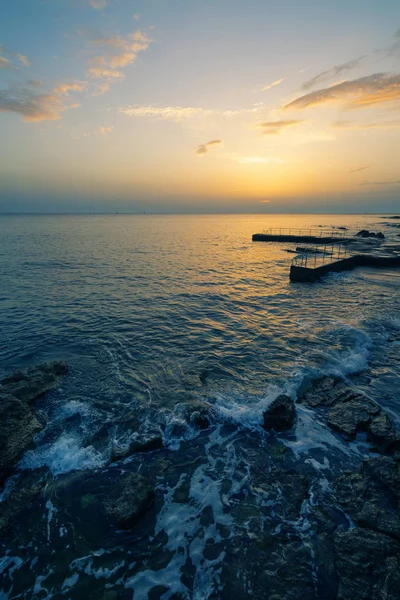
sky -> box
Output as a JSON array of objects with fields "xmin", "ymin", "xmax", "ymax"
[{"xmin": 0, "ymin": 0, "xmax": 399, "ymax": 213}]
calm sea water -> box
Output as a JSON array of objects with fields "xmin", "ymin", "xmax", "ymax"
[{"xmin": 0, "ymin": 213, "xmax": 399, "ymax": 598}]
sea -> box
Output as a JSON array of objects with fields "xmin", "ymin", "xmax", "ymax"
[{"xmin": 0, "ymin": 213, "xmax": 399, "ymax": 599}]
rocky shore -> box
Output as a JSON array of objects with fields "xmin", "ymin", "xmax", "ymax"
[{"xmin": 1, "ymin": 362, "xmax": 400, "ymax": 599}]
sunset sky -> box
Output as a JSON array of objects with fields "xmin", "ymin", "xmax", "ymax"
[{"xmin": 1, "ymin": 0, "xmax": 399, "ymax": 213}]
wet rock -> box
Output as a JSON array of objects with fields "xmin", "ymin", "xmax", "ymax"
[
  {"xmin": 0, "ymin": 471, "xmax": 46, "ymax": 533},
  {"xmin": 300, "ymin": 376, "xmax": 397, "ymax": 451},
  {"xmin": 0, "ymin": 361, "xmax": 67, "ymax": 404},
  {"xmin": 355, "ymin": 230, "xmax": 385, "ymax": 239},
  {"xmin": 334, "ymin": 528, "xmax": 400, "ymax": 600},
  {"xmin": 0, "ymin": 394, "xmax": 43, "ymax": 482},
  {"xmin": 51, "ymin": 468, "xmax": 154, "ymax": 543},
  {"xmin": 111, "ymin": 433, "xmax": 163, "ymax": 462},
  {"xmin": 171, "ymin": 399, "xmax": 213, "ymax": 431},
  {"xmin": 298, "ymin": 376, "xmax": 342, "ymax": 407},
  {"xmin": 327, "ymin": 400, "xmax": 375, "ymax": 437},
  {"xmin": 263, "ymin": 395, "xmax": 296, "ymax": 431},
  {"xmin": 104, "ymin": 472, "xmax": 154, "ymax": 529},
  {"xmin": 334, "ymin": 456, "xmax": 400, "ymax": 540}
]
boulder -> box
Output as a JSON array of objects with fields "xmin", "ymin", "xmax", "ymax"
[
  {"xmin": 334, "ymin": 528, "xmax": 400, "ymax": 600},
  {"xmin": 0, "ymin": 394, "xmax": 43, "ymax": 482},
  {"xmin": 0, "ymin": 361, "xmax": 68, "ymax": 404},
  {"xmin": 263, "ymin": 395, "xmax": 296, "ymax": 431}
]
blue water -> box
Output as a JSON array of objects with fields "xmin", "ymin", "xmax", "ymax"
[{"xmin": 0, "ymin": 213, "xmax": 399, "ymax": 598}]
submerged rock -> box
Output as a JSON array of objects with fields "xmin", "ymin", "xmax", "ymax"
[
  {"xmin": 0, "ymin": 361, "xmax": 68, "ymax": 404},
  {"xmin": 263, "ymin": 395, "xmax": 296, "ymax": 431},
  {"xmin": 0, "ymin": 394, "xmax": 43, "ymax": 482}
]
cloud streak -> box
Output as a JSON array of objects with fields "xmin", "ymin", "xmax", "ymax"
[
  {"xmin": 285, "ymin": 73, "xmax": 400, "ymax": 110},
  {"xmin": 349, "ymin": 166, "xmax": 370, "ymax": 173},
  {"xmin": 302, "ymin": 57, "xmax": 366, "ymax": 90},
  {"xmin": 196, "ymin": 139, "xmax": 222, "ymax": 155},
  {"xmin": 259, "ymin": 119, "xmax": 303, "ymax": 134},
  {"xmin": 262, "ymin": 78, "xmax": 284, "ymax": 91},
  {"xmin": 120, "ymin": 105, "xmax": 213, "ymax": 120}
]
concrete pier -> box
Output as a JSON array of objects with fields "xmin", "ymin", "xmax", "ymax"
[
  {"xmin": 252, "ymin": 233, "xmax": 348, "ymax": 244},
  {"xmin": 290, "ymin": 254, "xmax": 400, "ymax": 282}
]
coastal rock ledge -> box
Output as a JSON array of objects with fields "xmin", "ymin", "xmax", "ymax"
[{"xmin": 0, "ymin": 361, "xmax": 68, "ymax": 482}]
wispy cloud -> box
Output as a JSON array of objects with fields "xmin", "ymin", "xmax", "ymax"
[
  {"xmin": 88, "ymin": 30, "xmax": 150, "ymax": 71},
  {"xmin": 53, "ymin": 81, "xmax": 87, "ymax": 95},
  {"xmin": 349, "ymin": 165, "xmax": 370, "ymax": 173},
  {"xmin": 99, "ymin": 126, "xmax": 113, "ymax": 135},
  {"xmin": 259, "ymin": 119, "xmax": 303, "ymax": 134},
  {"xmin": 0, "ymin": 80, "xmax": 86, "ymax": 123},
  {"xmin": 0, "ymin": 86, "xmax": 64, "ymax": 122},
  {"xmin": 285, "ymin": 73, "xmax": 400, "ymax": 110},
  {"xmin": 196, "ymin": 140, "xmax": 222, "ymax": 155},
  {"xmin": 262, "ymin": 78, "xmax": 284, "ymax": 92},
  {"xmin": 302, "ymin": 57, "xmax": 366, "ymax": 90},
  {"xmin": 120, "ymin": 105, "xmax": 213, "ymax": 120},
  {"xmin": 17, "ymin": 54, "xmax": 30, "ymax": 67},
  {"xmin": 0, "ymin": 56, "xmax": 17, "ymax": 71},
  {"xmin": 0, "ymin": 45, "xmax": 30, "ymax": 70},
  {"xmin": 88, "ymin": 68, "xmax": 125, "ymax": 79}
]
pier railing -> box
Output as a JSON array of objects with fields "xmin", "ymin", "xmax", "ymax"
[
  {"xmin": 291, "ymin": 242, "xmax": 350, "ymax": 269},
  {"xmin": 264, "ymin": 227, "xmax": 348, "ymax": 238}
]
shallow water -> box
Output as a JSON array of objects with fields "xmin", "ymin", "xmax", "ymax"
[{"xmin": 0, "ymin": 213, "xmax": 399, "ymax": 599}]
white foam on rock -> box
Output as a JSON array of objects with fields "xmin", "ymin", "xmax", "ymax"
[
  {"xmin": 19, "ymin": 434, "xmax": 106, "ymax": 476},
  {"xmin": 126, "ymin": 427, "xmax": 245, "ymax": 600}
]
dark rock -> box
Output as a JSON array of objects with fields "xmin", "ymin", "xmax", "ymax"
[
  {"xmin": 111, "ymin": 433, "xmax": 163, "ymax": 461},
  {"xmin": 51, "ymin": 468, "xmax": 154, "ymax": 543},
  {"xmin": 104, "ymin": 472, "xmax": 154, "ymax": 529},
  {"xmin": 263, "ymin": 395, "xmax": 296, "ymax": 431},
  {"xmin": 298, "ymin": 376, "xmax": 343, "ymax": 407},
  {"xmin": 0, "ymin": 361, "xmax": 68, "ymax": 404},
  {"xmin": 0, "ymin": 471, "xmax": 46, "ymax": 533},
  {"xmin": 327, "ymin": 400, "xmax": 374, "ymax": 437},
  {"xmin": 334, "ymin": 456, "xmax": 400, "ymax": 540},
  {"xmin": 355, "ymin": 230, "xmax": 385, "ymax": 239},
  {"xmin": 0, "ymin": 394, "xmax": 43, "ymax": 482},
  {"xmin": 300, "ymin": 376, "xmax": 397, "ymax": 452},
  {"xmin": 334, "ymin": 528, "xmax": 400, "ymax": 600},
  {"xmin": 176, "ymin": 399, "xmax": 213, "ymax": 430}
]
